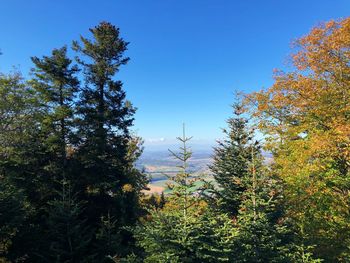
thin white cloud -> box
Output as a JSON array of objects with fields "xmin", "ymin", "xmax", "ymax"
[{"xmin": 146, "ymin": 138, "xmax": 166, "ymax": 143}]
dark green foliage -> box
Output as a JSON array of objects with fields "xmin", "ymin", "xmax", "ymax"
[
  {"xmin": 72, "ymin": 21, "xmax": 146, "ymax": 257},
  {"xmin": 160, "ymin": 192, "xmax": 166, "ymax": 208},
  {"xmin": 0, "ymin": 49, "xmax": 79, "ymax": 261},
  {"xmin": 209, "ymin": 98, "xmax": 257, "ymax": 216},
  {"xmin": 234, "ymin": 205, "xmax": 290, "ymax": 262},
  {"xmin": 30, "ymin": 45, "xmax": 79, "ymax": 169},
  {"xmin": 0, "ymin": 23, "xmax": 146, "ymax": 261},
  {"xmin": 0, "ymin": 178, "xmax": 26, "ymax": 260},
  {"xmin": 5, "ymin": 47, "xmax": 81, "ymax": 261},
  {"xmin": 209, "ymin": 97, "xmax": 294, "ymax": 262},
  {"xmin": 1, "ymin": 20, "xmax": 343, "ymax": 263},
  {"xmin": 29, "ymin": 46, "xmax": 79, "ymax": 196},
  {"xmin": 95, "ymin": 212, "xmax": 121, "ymax": 259},
  {"xmin": 44, "ymin": 182, "xmax": 94, "ymax": 262}
]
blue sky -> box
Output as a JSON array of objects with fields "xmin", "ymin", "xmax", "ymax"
[{"xmin": 1, "ymin": 0, "xmax": 349, "ymax": 147}]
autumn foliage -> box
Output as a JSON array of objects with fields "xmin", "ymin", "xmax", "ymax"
[
  {"xmin": 2, "ymin": 17, "xmax": 350, "ymax": 262},
  {"xmin": 248, "ymin": 18, "xmax": 350, "ymax": 261}
]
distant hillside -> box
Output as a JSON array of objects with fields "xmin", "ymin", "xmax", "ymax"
[
  {"xmin": 138, "ymin": 144, "xmax": 272, "ymax": 193},
  {"xmin": 137, "ymin": 146, "xmax": 213, "ymax": 193},
  {"xmin": 137, "ymin": 150, "xmax": 213, "ymax": 179}
]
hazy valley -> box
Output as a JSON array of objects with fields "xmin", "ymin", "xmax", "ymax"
[{"xmin": 137, "ymin": 147, "xmax": 214, "ymax": 193}]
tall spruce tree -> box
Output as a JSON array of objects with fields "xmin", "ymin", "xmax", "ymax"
[
  {"xmin": 72, "ymin": 22, "xmax": 146, "ymax": 258},
  {"xmin": 209, "ymin": 98, "xmax": 298, "ymax": 262},
  {"xmin": 9, "ymin": 47, "xmax": 83, "ymax": 261},
  {"xmin": 209, "ymin": 97, "xmax": 257, "ymax": 216},
  {"xmin": 30, "ymin": 46, "xmax": 79, "ymax": 185}
]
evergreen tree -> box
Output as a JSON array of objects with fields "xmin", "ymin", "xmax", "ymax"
[
  {"xmin": 209, "ymin": 97, "xmax": 257, "ymax": 216},
  {"xmin": 233, "ymin": 141, "xmax": 292, "ymax": 262},
  {"xmin": 132, "ymin": 126, "xmax": 236, "ymax": 262},
  {"xmin": 72, "ymin": 22, "xmax": 146, "ymax": 258},
  {"xmin": 44, "ymin": 181, "xmax": 94, "ymax": 262},
  {"xmin": 2, "ymin": 47, "xmax": 79, "ymax": 213},
  {"xmin": 30, "ymin": 46, "xmax": 79, "ymax": 184},
  {"xmin": 210, "ymin": 98, "xmax": 295, "ymax": 262},
  {"xmin": 7, "ymin": 47, "xmax": 82, "ymax": 261},
  {"xmin": 95, "ymin": 212, "xmax": 121, "ymax": 262}
]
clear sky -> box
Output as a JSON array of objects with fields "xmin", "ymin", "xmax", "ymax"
[{"xmin": 1, "ymin": 0, "xmax": 349, "ymax": 147}]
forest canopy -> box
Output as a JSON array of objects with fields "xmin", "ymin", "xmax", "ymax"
[{"xmin": 1, "ymin": 17, "xmax": 350, "ymax": 262}]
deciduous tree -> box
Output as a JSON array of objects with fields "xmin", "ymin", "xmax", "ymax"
[{"xmin": 247, "ymin": 17, "xmax": 350, "ymax": 261}]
